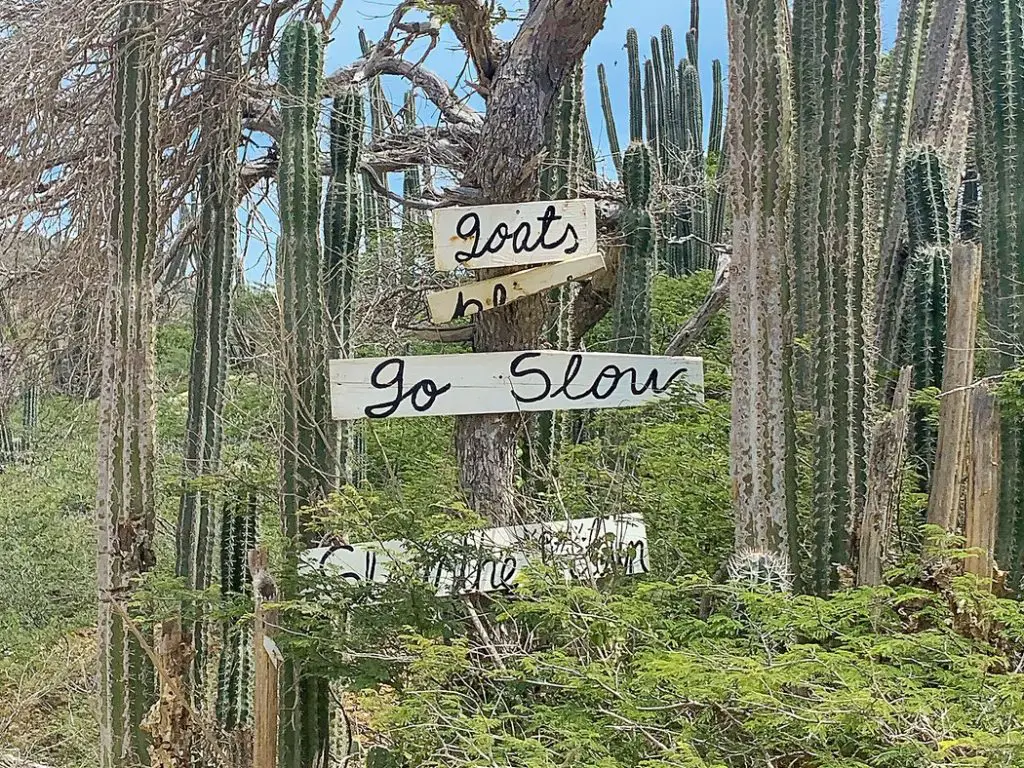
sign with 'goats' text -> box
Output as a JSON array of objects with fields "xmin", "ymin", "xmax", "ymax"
[
  {"xmin": 329, "ymin": 351, "xmax": 704, "ymax": 420},
  {"xmin": 432, "ymin": 199, "xmax": 598, "ymax": 271},
  {"xmin": 301, "ymin": 514, "xmax": 648, "ymax": 596}
]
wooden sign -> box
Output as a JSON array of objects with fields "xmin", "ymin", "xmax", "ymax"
[
  {"xmin": 329, "ymin": 351, "xmax": 704, "ymax": 420},
  {"xmin": 432, "ymin": 199, "xmax": 598, "ymax": 271},
  {"xmin": 426, "ymin": 252, "xmax": 606, "ymax": 324},
  {"xmin": 301, "ymin": 514, "xmax": 648, "ymax": 596}
]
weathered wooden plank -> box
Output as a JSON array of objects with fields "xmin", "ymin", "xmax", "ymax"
[
  {"xmin": 329, "ymin": 351, "xmax": 704, "ymax": 420},
  {"xmin": 928, "ymin": 242, "xmax": 982, "ymax": 530},
  {"xmin": 432, "ymin": 198, "xmax": 598, "ymax": 270},
  {"xmin": 966, "ymin": 385, "xmax": 999, "ymax": 583},
  {"xmin": 302, "ymin": 514, "xmax": 648, "ymax": 596},
  {"xmin": 426, "ymin": 252, "xmax": 606, "ymax": 323}
]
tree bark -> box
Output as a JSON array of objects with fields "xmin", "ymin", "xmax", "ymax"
[
  {"xmin": 666, "ymin": 251, "xmax": 730, "ymax": 356},
  {"xmin": 965, "ymin": 385, "xmax": 999, "ymax": 582},
  {"xmin": 928, "ymin": 242, "xmax": 981, "ymax": 530},
  {"xmin": 858, "ymin": 366, "xmax": 912, "ymax": 586},
  {"xmin": 453, "ymin": 0, "xmax": 609, "ymax": 522}
]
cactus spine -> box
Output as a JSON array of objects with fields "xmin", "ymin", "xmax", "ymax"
[
  {"xmin": 612, "ymin": 142, "xmax": 654, "ymax": 355},
  {"xmin": 324, "ymin": 88, "xmax": 364, "ymax": 485},
  {"xmin": 791, "ymin": 0, "xmax": 879, "ymax": 595},
  {"xmin": 896, "ymin": 146, "xmax": 951, "ymax": 390},
  {"xmin": 175, "ymin": 18, "xmax": 242, "ymax": 692},
  {"xmin": 727, "ymin": 0, "xmax": 798, "ymax": 563},
  {"xmin": 215, "ymin": 493, "xmax": 258, "ymax": 730},
  {"xmin": 966, "ymin": 0, "xmax": 1024, "ymax": 591},
  {"xmin": 97, "ymin": 3, "xmax": 160, "ymax": 765},
  {"xmin": 276, "ymin": 20, "xmax": 331, "ymax": 768}
]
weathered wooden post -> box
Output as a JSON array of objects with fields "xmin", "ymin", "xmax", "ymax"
[
  {"xmin": 250, "ymin": 548, "xmax": 280, "ymax": 768},
  {"xmin": 928, "ymin": 242, "xmax": 982, "ymax": 530},
  {"xmin": 858, "ymin": 366, "xmax": 912, "ymax": 586},
  {"xmin": 965, "ymin": 385, "xmax": 999, "ymax": 582}
]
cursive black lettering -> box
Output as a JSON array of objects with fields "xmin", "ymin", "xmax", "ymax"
[
  {"xmin": 452, "ymin": 291, "xmax": 484, "ymax": 319},
  {"xmin": 492, "ymin": 283, "xmax": 508, "ymax": 308},
  {"xmin": 454, "ymin": 213, "xmax": 482, "ymax": 263},
  {"xmin": 364, "ymin": 358, "xmax": 452, "ymax": 418},
  {"xmin": 509, "ymin": 352, "xmax": 553, "ymax": 403},
  {"xmin": 451, "ymin": 205, "xmax": 582, "ymax": 263}
]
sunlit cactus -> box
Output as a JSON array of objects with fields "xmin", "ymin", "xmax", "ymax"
[
  {"xmin": 612, "ymin": 141, "xmax": 654, "ymax": 355},
  {"xmin": 324, "ymin": 88, "xmax": 364, "ymax": 485},
  {"xmin": 276, "ymin": 20, "xmax": 332, "ymax": 768},
  {"xmin": 97, "ymin": 2, "xmax": 160, "ymax": 764},
  {"xmin": 215, "ymin": 493, "xmax": 258, "ymax": 731},
  {"xmin": 727, "ymin": 548, "xmax": 794, "ymax": 592}
]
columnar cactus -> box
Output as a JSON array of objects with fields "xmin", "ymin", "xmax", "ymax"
[
  {"xmin": 612, "ymin": 142, "xmax": 654, "ymax": 355},
  {"xmin": 896, "ymin": 146, "xmax": 951, "ymax": 390},
  {"xmin": 875, "ymin": 0, "xmax": 971, "ymax": 366},
  {"xmin": 276, "ymin": 20, "xmax": 332, "ymax": 767},
  {"xmin": 602, "ymin": 4, "xmax": 726, "ymax": 278},
  {"xmin": 358, "ymin": 28, "xmax": 395, "ymax": 262},
  {"xmin": 97, "ymin": 3, "xmax": 159, "ymax": 765},
  {"xmin": 175, "ymin": 21, "xmax": 241, "ymax": 689},
  {"xmin": 215, "ymin": 492, "xmax": 258, "ymax": 731},
  {"xmin": 727, "ymin": 549, "xmax": 794, "ymax": 592},
  {"xmin": 727, "ymin": 0, "xmax": 798, "ymax": 567},
  {"xmin": 966, "ymin": 0, "xmax": 1024, "ymax": 591},
  {"xmin": 21, "ymin": 383, "xmax": 37, "ymax": 449},
  {"xmin": 0, "ymin": 407, "xmax": 13, "ymax": 466},
  {"xmin": 324, "ymin": 88, "xmax": 364, "ymax": 485},
  {"xmin": 596, "ymin": 64, "xmax": 622, "ymax": 175},
  {"xmin": 791, "ymin": 0, "xmax": 879, "ymax": 595},
  {"xmin": 534, "ymin": 63, "xmax": 590, "ymax": 472}
]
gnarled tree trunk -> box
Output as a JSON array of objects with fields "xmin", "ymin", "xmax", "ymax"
[{"xmin": 454, "ymin": 0, "xmax": 610, "ymax": 523}]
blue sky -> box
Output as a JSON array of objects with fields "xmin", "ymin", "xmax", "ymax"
[{"xmin": 242, "ymin": 0, "xmax": 901, "ymax": 281}]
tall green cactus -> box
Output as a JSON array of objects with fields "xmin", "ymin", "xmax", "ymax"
[
  {"xmin": 613, "ymin": 142, "xmax": 654, "ymax": 355},
  {"xmin": 896, "ymin": 146, "xmax": 951, "ymax": 390},
  {"xmin": 276, "ymin": 20, "xmax": 332, "ymax": 768},
  {"xmin": 534, "ymin": 63, "xmax": 591, "ymax": 473},
  {"xmin": 596, "ymin": 64, "xmax": 622, "ymax": 175},
  {"xmin": 601, "ymin": 4, "xmax": 726, "ymax": 278},
  {"xmin": 967, "ymin": 0, "xmax": 1024, "ymax": 592},
  {"xmin": 175, "ymin": 20, "xmax": 241, "ymax": 692},
  {"xmin": 215, "ymin": 492, "xmax": 258, "ymax": 731},
  {"xmin": 0, "ymin": 406, "xmax": 13, "ymax": 467},
  {"xmin": 21, "ymin": 383, "xmax": 37, "ymax": 450},
  {"xmin": 358, "ymin": 28, "xmax": 396, "ymax": 262},
  {"xmin": 791, "ymin": 0, "xmax": 879, "ymax": 595},
  {"xmin": 727, "ymin": 0, "xmax": 798, "ymax": 566},
  {"xmin": 97, "ymin": 3, "xmax": 159, "ymax": 765},
  {"xmin": 324, "ymin": 88, "xmax": 364, "ymax": 486}
]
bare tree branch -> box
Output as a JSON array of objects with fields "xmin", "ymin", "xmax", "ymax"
[{"xmin": 666, "ymin": 249, "xmax": 731, "ymax": 356}]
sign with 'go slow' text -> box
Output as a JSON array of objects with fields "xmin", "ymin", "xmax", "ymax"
[{"xmin": 329, "ymin": 350, "xmax": 704, "ymax": 420}]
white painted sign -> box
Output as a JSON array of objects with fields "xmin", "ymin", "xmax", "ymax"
[
  {"xmin": 432, "ymin": 199, "xmax": 598, "ymax": 271},
  {"xmin": 329, "ymin": 351, "xmax": 704, "ymax": 420},
  {"xmin": 301, "ymin": 514, "xmax": 648, "ymax": 596},
  {"xmin": 426, "ymin": 252, "xmax": 606, "ymax": 324}
]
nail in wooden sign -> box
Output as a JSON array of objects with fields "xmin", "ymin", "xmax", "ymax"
[
  {"xmin": 329, "ymin": 350, "xmax": 704, "ymax": 420},
  {"xmin": 432, "ymin": 198, "xmax": 598, "ymax": 271},
  {"xmin": 426, "ymin": 252, "xmax": 606, "ymax": 324}
]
